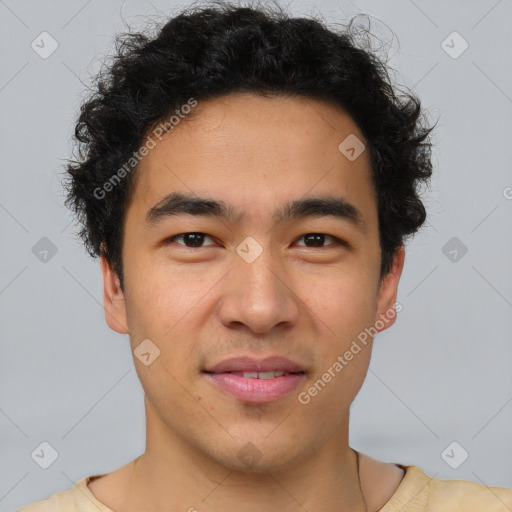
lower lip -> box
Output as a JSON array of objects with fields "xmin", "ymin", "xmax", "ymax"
[{"xmin": 203, "ymin": 372, "xmax": 306, "ymax": 403}]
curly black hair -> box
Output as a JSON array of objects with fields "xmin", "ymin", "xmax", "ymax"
[{"xmin": 63, "ymin": 1, "xmax": 435, "ymax": 293}]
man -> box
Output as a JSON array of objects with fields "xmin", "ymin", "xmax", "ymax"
[{"xmin": 18, "ymin": 2, "xmax": 511, "ymax": 511}]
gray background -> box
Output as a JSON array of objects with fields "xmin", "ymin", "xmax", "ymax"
[{"xmin": 1, "ymin": 0, "xmax": 511, "ymax": 510}]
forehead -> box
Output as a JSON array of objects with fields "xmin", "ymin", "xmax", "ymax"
[{"xmin": 126, "ymin": 92, "xmax": 377, "ymax": 229}]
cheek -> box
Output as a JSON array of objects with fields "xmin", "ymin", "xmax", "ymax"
[
  {"xmin": 299, "ymin": 279, "xmax": 376, "ymax": 421},
  {"xmin": 123, "ymin": 264, "xmax": 210, "ymax": 380},
  {"xmin": 299, "ymin": 268, "xmax": 378, "ymax": 336},
  {"xmin": 297, "ymin": 271, "xmax": 377, "ymax": 389},
  {"xmin": 124, "ymin": 261, "xmax": 199, "ymax": 335}
]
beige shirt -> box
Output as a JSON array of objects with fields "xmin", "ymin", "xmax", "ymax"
[{"xmin": 17, "ymin": 465, "xmax": 512, "ymax": 512}]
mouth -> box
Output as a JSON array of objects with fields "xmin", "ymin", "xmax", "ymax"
[
  {"xmin": 202, "ymin": 356, "xmax": 307, "ymax": 403},
  {"xmin": 202, "ymin": 371, "xmax": 306, "ymax": 403},
  {"xmin": 203, "ymin": 370, "xmax": 305, "ymax": 379},
  {"xmin": 203, "ymin": 355, "xmax": 306, "ymax": 374}
]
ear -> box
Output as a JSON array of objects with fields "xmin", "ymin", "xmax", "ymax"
[
  {"xmin": 375, "ymin": 246, "xmax": 405, "ymax": 333},
  {"xmin": 99, "ymin": 253, "xmax": 129, "ymax": 334}
]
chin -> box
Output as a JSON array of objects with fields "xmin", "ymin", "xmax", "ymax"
[{"xmin": 205, "ymin": 431, "xmax": 313, "ymax": 474}]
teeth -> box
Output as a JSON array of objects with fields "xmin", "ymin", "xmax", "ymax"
[
  {"xmin": 258, "ymin": 371, "xmax": 283, "ymax": 379},
  {"xmin": 234, "ymin": 371, "xmax": 287, "ymax": 379}
]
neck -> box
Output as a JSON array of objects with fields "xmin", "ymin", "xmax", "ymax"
[{"xmin": 118, "ymin": 402, "xmax": 367, "ymax": 512}]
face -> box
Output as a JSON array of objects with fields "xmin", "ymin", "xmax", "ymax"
[{"xmin": 100, "ymin": 92, "xmax": 404, "ymax": 472}]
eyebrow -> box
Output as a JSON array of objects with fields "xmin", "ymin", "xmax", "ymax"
[{"xmin": 145, "ymin": 191, "xmax": 367, "ymax": 234}]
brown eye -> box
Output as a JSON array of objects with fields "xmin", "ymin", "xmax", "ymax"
[
  {"xmin": 295, "ymin": 233, "xmax": 346, "ymax": 248},
  {"xmin": 165, "ymin": 232, "xmax": 216, "ymax": 247}
]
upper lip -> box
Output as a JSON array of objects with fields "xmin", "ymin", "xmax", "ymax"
[{"xmin": 203, "ymin": 356, "xmax": 305, "ymax": 374}]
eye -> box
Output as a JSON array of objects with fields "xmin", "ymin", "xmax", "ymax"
[
  {"xmin": 164, "ymin": 232, "xmax": 347, "ymax": 249},
  {"xmin": 165, "ymin": 232, "xmax": 217, "ymax": 248},
  {"xmin": 295, "ymin": 233, "xmax": 347, "ymax": 248}
]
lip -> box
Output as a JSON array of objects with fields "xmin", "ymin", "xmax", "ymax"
[
  {"xmin": 203, "ymin": 372, "xmax": 306, "ymax": 403},
  {"xmin": 202, "ymin": 356, "xmax": 307, "ymax": 403},
  {"xmin": 204, "ymin": 356, "xmax": 305, "ymax": 374}
]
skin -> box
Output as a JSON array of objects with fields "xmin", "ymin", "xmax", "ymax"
[{"xmin": 93, "ymin": 92, "xmax": 406, "ymax": 512}]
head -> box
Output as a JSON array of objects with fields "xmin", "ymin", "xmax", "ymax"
[{"xmin": 63, "ymin": 2, "xmax": 434, "ymax": 471}]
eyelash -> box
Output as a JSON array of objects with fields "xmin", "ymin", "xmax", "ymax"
[{"xmin": 164, "ymin": 232, "xmax": 348, "ymax": 249}]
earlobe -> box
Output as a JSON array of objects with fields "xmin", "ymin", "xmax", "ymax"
[
  {"xmin": 99, "ymin": 253, "xmax": 129, "ymax": 334},
  {"xmin": 375, "ymin": 247, "xmax": 405, "ymax": 333}
]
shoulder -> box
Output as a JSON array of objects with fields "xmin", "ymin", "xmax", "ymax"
[
  {"xmin": 426, "ymin": 470, "xmax": 512, "ymax": 511},
  {"xmin": 16, "ymin": 487, "xmax": 75, "ymax": 512},
  {"xmin": 16, "ymin": 476, "xmax": 112, "ymax": 512},
  {"xmin": 381, "ymin": 465, "xmax": 512, "ymax": 512}
]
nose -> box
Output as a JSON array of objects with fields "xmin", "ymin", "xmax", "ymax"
[{"xmin": 217, "ymin": 247, "xmax": 300, "ymax": 335}]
